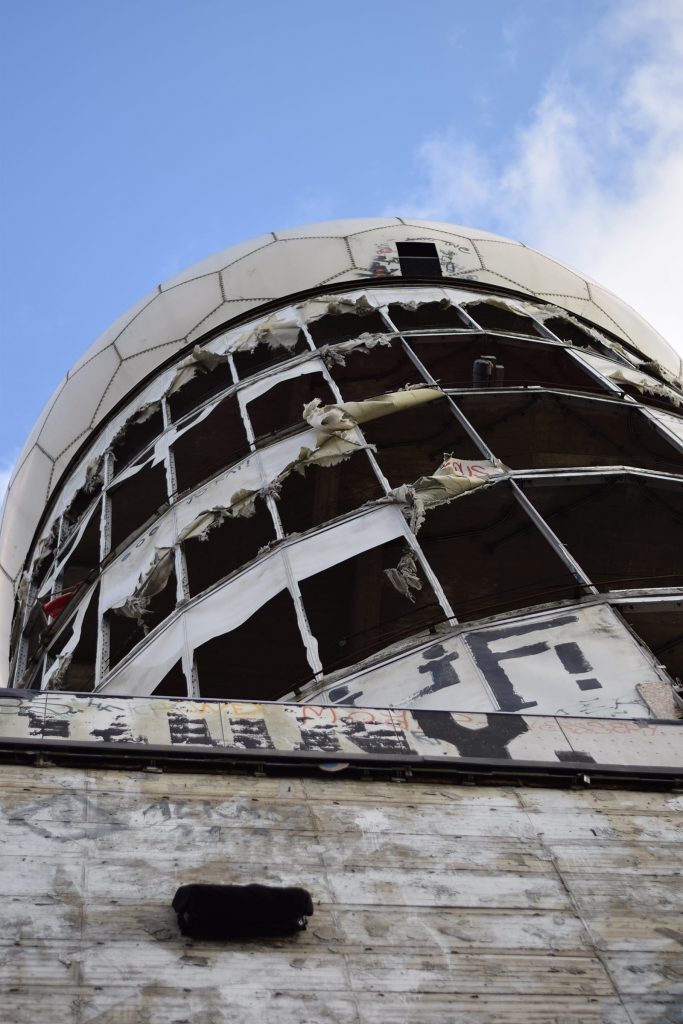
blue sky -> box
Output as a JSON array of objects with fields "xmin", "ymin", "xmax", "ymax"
[{"xmin": 2, "ymin": 0, "xmax": 682, "ymax": 496}]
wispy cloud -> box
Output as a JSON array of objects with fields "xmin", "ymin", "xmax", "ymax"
[{"xmin": 389, "ymin": 0, "xmax": 683, "ymax": 353}]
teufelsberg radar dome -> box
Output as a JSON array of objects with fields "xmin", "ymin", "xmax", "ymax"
[{"xmin": 1, "ymin": 219, "xmax": 682, "ymax": 1020}]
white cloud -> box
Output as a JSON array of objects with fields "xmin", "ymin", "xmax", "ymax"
[{"xmin": 390, "ymin": 0, "xmax": 683, "ymax": 355}]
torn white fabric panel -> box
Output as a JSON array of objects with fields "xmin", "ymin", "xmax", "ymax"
[
  {"xmin": 229, "ymin": 305, "xmax": 304, "ymax": 355},
  {"xmin": 237, "ymin": 356, "xmax": 327, "ymax": 409},
  {"xmin": 37, "ymin": 500, "xmax": 101, "ymax": 600},
  {"xmin": 111, "ymin": 548, "xmax": 175, "ymax": 628},
  {"xmin": 287, "ymin": 504, "xmax": 407, "ymax": 582},
  {"xmin": 100, "ymin": 506, "xmax": 406, "ymax": 697},
  {"xmin": 101, "ymin": 554, "xmax": 290, "ymax": 697},
  {"xmin": 390, "ymin": 456, "xmax": 508, "ymax": 532},
  {"xmin": 579, "ymin": 352, "xmax": 682, "ymax": 407},
  {"xmin": 41, "ymin": 583, "xmax": 97, "ymax": 690},
  {"xmin": 168, "ymin": 345, "xmax": 231, "ymax": 396},
  {"xmin": 320, "ymin": 333, "xmax": 394, "ymax": 367},
  {"xmin": 99, "ymin": 516, "xmax": 177, "ymax": 615},
  {"xmin": 304, "ymin": 386, "xmax": 443, "ymax": 437}
]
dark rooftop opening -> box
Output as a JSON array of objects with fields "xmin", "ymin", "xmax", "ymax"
[
  {"xmin": 172, "ymin": 396, "xmax": 249, "ymax": 495},
  {"xmin": 419, "ymin": 482, "xmax": 581, "ymax": 621},
  {"xmin": 183, "ymin": 503, "xmax": 276, "ymax": 597},
  {"xmin": 195, "ymin": 590, "xmax": 312, "ymax": 700},
  {"xmin": 299, "ymin": 537, "xmax": 444, "ymax": 673},
  {"xmin": 397, "ymin": 242, "xmax": 442, "ymax": 279}
]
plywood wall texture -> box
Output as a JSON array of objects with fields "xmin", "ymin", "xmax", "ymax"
[{"xmin": 1, "ymin": 763, "xmax": 681, "ymax": 1023}]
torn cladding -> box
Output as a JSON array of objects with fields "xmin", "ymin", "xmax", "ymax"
[{"xmin": 4, "ymin": 269, "xmax": 683, "ymax": 722}]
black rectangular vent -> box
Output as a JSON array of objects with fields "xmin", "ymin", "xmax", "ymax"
[{"xmin": 396, "ymin": 241, "xmax": 442, "ymax": 278}]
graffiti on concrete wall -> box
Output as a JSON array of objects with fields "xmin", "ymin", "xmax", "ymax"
[{"xmin": 0, "ymin": 688, "xmax": 680, "ymax": 772}]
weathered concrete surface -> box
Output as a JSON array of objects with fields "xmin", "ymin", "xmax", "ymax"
[{"xmin": 0, "ymin": 764, "xmax": 681, "ymax": 1023}]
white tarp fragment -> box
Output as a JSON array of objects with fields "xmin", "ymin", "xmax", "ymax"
[
  {"xmin": 580, "ymin": 353, "xmax": 682, "ymax": 407},
  {"xmin": 100, "ymin": 505, "xmax": 408, "ymax": 697},
  {"xmin": 228, "ymin": 305, "xmax": 304, "ymax": 356},
  {"xmin": 168, "ymin": 345, "xmax": 231, "ymax": 396},
  {"xmin": 389, "ymin": 456, "xmax": 508, "ymax": 533},
  {"xmin": 238, "ymin": 357, "xmax": 326, "ymax": 409},
  {"xmin": 385, "ymin": 549, "xmax": 423, "ymax": 602},
  {"xmin": 320, "ymin": 333, "xmax": 393, "ymax": 367},
  {"xmin": 304, "ymin": 385, "xmax": 443, "ymax": 437},
  {"xmin": 111, "ymin": 548, "xmax": 175, "ymax": 629},
  {"xmin": 42, "ymin": 583, "xmax": 97, "ymax": 690}
]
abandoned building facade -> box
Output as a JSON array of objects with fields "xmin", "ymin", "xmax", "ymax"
[{"xmin": 0, "ymin": 219, "xmax": 681, "ymax": 1021}]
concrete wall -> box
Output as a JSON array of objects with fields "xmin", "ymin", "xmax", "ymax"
[{"xmin": 0, "ymin": 762, "xmax": 681, "ymax": 1023}]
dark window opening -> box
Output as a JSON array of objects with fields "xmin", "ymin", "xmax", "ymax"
[
  {"xmin": 419, "ymin": 483, "xmax": 580, "ymax": 621},
  {"xmin": 168, "ymin": 364, "xmax": 232, "ymax": 422},
  {"xmin": 110, "ymin": 463, "xmax": 168, "ymax": 553},
  {"xmin": 195, "ymin": 590, "xmax": 312, "ymax": 700},
  {"xmin": 328, "ymin": 341, "xmax": 422, "ymax": 402},
  {"xmin": 543, "ymin": 316, "xmax": 606, "ymax": 353},
  {"xmin": 522, "ymin": 477, "xmax": 683, "ymax": 591},
  {"xmin": 277, "ymin": 454, "xmax": 384, "ymax": 536},
  {"xmin": 172, "ymin": 396, "xmax": 249, "ymax": 495},
  {"xmin": 300, "ymin": 538, "xmax": 443, "ymax": 674},
  {"xmin": 397, "ymin": 242, "xmax": 442, "ymax": 279},
  {"xmin": 387, "ymin": 301, "xmax": 467, "ymax": 333},
  {"xmin": 48, "ymin": 587, "xmax": 100, "ymax": 693},
  {"xmin": 107, "ymin": 567, "xmax": 177, "ymax": 669},
  {"xmin": 464, "ymin": 301, "xmax": 543, "ymax": 336},
  {"xmin": 62, "ymin": 483, "xmax": 101, "ymax": 533},
  {"xmin": 248, "ymin": 373, "xmax": 336, "ymax": 443},
  {"xmin": 184, "ymin": 504, "xmax": 276, "ymax": 597},
  {"xmin": 232, "ymin": 330, "xmax": 309, "ymax": 380},
  {"xmin": 111, "ymin": 409, "xmax": 164, "ymax": 472},
  {"xmin": 359, "ymin": 397, "xmax": 480, "ymax": 487},
  {"xmin": 327, "ymin": 337, "xmax": 423, "ymax": 401},
  {"xmin": 307, "ymin": 309, "xmax": 387, "ymax": 346},
  {"xmin": 59, "ymin": 503, "xmax": 102, "ymax": 591},
  {"xmin": 612, "ymin": 377, "xmax": 683, "ymax": 415},
  {"xmin": 153, "ymin": 660, "xmax": 188, "ymax": 697},
  {"xmin": 619, "ymin": 607, "xmax": 683, "ymax": 688},
  {"xmin": 456, "ymin": 393, "xmax": 683, "ymax": 473},
  {"xmin": 409, "ymin": 335, "xmax": 603, "ymax": 392}
]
